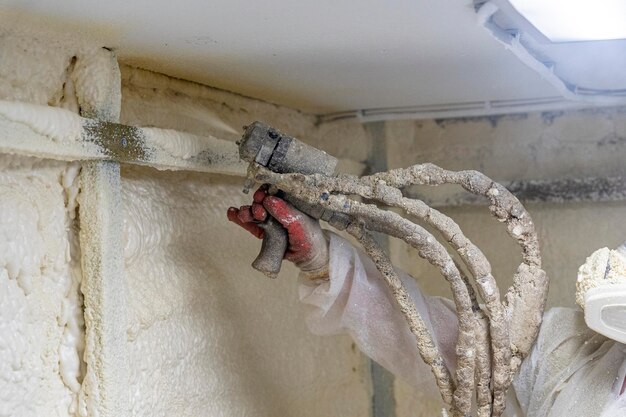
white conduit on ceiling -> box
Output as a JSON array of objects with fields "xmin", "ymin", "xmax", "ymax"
[{"xmin": 318, "ymin": 1, "xmax": 626, "ymax": 124}]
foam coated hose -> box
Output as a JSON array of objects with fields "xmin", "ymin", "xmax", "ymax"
[{"xmin": 252, "ymin": 216, "xmax": 289, "ymax": 279}]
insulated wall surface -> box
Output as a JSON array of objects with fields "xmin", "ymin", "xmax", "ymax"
[
  {"xmin": 121, "ymin": 167, "xmax": 369, "ymax": 417},
  {"xmin": 0, "ymin": 155, "xmax": 81, "ymax": 417},
  {"xmin": 119, "ymin": 66, "xmax": 371, "ymax": 417}
]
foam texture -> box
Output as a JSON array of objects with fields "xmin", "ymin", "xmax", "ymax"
[
  {"xmin": 121, "ymin": 166, "xmax": 369, "ymax": 417},
  {"xmin": 0, "ymin": 155, "xmax": 82, "ymax": 417}
]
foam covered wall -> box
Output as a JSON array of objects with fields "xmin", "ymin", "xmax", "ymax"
[
  {"xmin": 119, "ymin": 66, "xmax": 372, "ymax": 416},
  {"xmin": 121, "ymin": 168, "xmax": 369, "ymax": 416},
  {"xmin": 0, "ymin": 156, "xmax": 82, "ymax": 417},
  {"xmin": 0, "ymin": 25, "xmax": 373, "ymax": 415}
]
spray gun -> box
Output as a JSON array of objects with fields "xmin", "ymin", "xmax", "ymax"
[
  {"xmin": 238, "ymin": 121, "xmax": 349, "ymax": 278},
  {"xmin": 237, "ymin": 121, "xmax": 550, "ymax": 416}
]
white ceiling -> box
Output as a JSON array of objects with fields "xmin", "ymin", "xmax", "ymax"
[{"xmin": 1, "ymin": 0, "xmax": 560, "ymax": 114}]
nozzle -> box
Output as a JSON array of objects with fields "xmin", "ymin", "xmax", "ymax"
[{"xmin": 239, "ymin": 121, "xmax": 338, "ymax": 176}]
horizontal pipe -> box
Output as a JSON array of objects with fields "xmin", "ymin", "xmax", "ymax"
[
  {"xmin": 0, "ymin": 100, "xmax": 365, "ymax": 176},
  {"xmin": 317, "ymin": 97, "xmax": 618, "ymax": 124},
  {"xmin": 0, "ymin": 100, "xmax": 247, "ymax": 176},
  {"xmin": 405, "ymin": 176, "xmax": 626, "ymax": 207}
]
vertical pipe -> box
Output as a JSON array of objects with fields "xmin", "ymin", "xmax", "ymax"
[
  {"xmin": 78, "ymin": 161, "xmax": 129, "ymax": 417},
  {"xmin": 76, "ymin": 48, "xmax": 130, "ymax": 417},
  {"xmin": 364, "ymin": 121, "xmax": 398, "ymax": 417}
]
